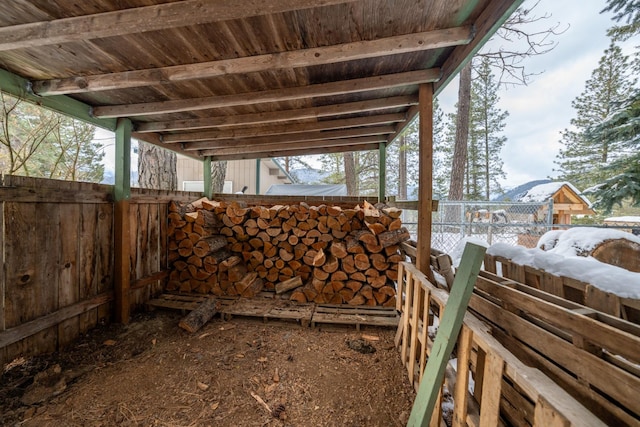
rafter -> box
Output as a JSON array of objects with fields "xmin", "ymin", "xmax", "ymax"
[
  {"xmin": 134, "ymin": 95, "xmax": 417, "ymax": 133},
  {"xmin": 199, "ymin": 136, "xmax": 385, "ymax": 157},
  {"xmin": 202, "ymin": 142, "xmax": 381, "ymax": 161},
  {"xmin": 163, "ymin": 113, "xmax": 404, "ymax": 143},
  {"xmin": 0, "ymin": 0, "xmax": 353, "ymax": 51},
  {"xmin": 91, "ymin": 68, "xmax": 441, "ymax": 118},
  {"xmin": 32, "ymin": 27, "xmax": 472, "ymax": 95},
  {"xmin": 181, "ymin": 125, "xmax": 394, "ymax": 151}
]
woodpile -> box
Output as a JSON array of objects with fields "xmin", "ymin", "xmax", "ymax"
[{"xmin": 167, "ymin": 198, "xmax": 410, "ymax": 307}]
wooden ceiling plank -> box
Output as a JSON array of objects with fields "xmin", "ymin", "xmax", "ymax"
[
  {"xmin": 163, "ymin": 112, "xmax": 405, "ymax": 142},
  {"xmin": 200, "ymin": 138, "xmax": 384, "ymax": 157},
  {"xmin": 92, "ymin": 68, "xmax": 441, "ymax": 118},
  {"xmin": 0, "ymin": 0, "xmax": 355, "ymax": 51},
  {"xmin": 182, "ymin": 125, "xmax": 396, "ymax": 150},
  {"xmin": 33, "ymin": 26, "xmax": 472, "ymax": 95},
  {"xmin": 135, "ymin": 95, "xmax": 418, "ymax": 133}
]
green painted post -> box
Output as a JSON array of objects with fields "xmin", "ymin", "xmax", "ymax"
[
  {"xmin": 203, "ymin": 156, "xmax": 212, "ymax": 198},
  {"xmin": 407, "ymin": 242, "xmax": 486, "ymax": 427},
  {"xmin": 378, "ymin": 142, "xmax": 386, "ymax": 202},
  {"xmin": 255, "ymin": 158, "xmax": 261, "ymax": 195},
  {"xmin": 114, "ymin": 118, "xmax": 132, "ymax": 201}
]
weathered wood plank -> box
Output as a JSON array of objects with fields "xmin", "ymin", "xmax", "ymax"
[
  {"xmin": 182, "ymin": 125, "xmax": 396, "ymax": 151},
  {"xmin": 416, "ymin": 83, "xmax": 434, "ymax": 280},
  {"xmin": 34, "ymin": 27, "xmax": 471, "ymax": 95},
  {"xmin": 0, "ymin": 293, "xmax": 113, "ymax": 348},
  {"xmin": 135, "ymin": 95, "xmax": 418, "ymax": 133},
  {"xmin": 0, "ymin": 0, "xmax": 356, "ymax": 51},
  {"xmin": 58, "ymin": 203, "xmax": 81, "ymax": 348},
  {"xmin": 205, "ymin": 141, "xmax": 382, "ymax": 161},
  {"xmin": 93, "ymin": 69, "xmax": 441, "ymax": 118}
]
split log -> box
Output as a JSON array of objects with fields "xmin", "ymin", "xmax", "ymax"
[
  {"xmin": 178, "ymin": 298, "xmax": 218, "ymax": 333},
  {"xmin": 275, "ymin": 276, "xmax": 303, "ymax": 294},
  {"xmin": 193, "ymin": 235, "xmax": 227, "ymax": 257},
  {"xmin": 378, "ymin": 227, "xmax": 411, "ymax": 248}
]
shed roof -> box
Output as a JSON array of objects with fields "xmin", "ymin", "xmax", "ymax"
[{"xmin": 0, "ymin": 0, "xmax": 522, "ymax": 161}]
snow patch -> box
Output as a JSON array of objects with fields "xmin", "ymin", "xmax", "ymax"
[
  {"xmin": 450, "ymin": 237, "xmax": 490, "ymax": 268},
  {"xmin": 487, "ymin": 234, "xmax": 640, "ymax": 298}
]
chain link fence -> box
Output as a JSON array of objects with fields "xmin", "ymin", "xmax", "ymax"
[{"xmin": 402, "ymin": 200, "xmax": 555, "ymax": 254}]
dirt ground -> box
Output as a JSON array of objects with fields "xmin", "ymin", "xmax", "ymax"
[{"xmin": 1, "ymin": 310, "xmax": 416, "ymax": 427}]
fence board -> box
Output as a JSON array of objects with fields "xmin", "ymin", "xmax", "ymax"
[{"xmin": 58, "ymin": 203, "xmax": 81, "ymax": 347}]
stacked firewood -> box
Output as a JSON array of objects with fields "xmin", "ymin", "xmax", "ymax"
[{"xmin": 167, "ymin": 198, "xmax": 409, "ymax": 306}]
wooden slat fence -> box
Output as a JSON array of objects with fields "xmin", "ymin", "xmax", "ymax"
[
  {"xmin": 396, "ymin": 261, "xmax": 607, "ymax": 427},
  {"xmin": 0, "ymin": 175, "xmax": 201, "ymax": 368},
  {"xmin": 484, "ymin": 253, "xmax": 640, "ymax": 324}
]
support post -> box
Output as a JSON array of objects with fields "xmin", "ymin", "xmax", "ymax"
[
  {"xmin": 378, "ymin": 142, "xmax": 386, "ymax": 202},
  {"xmin": 203, "ymin": 156, "xmax": 212, "ymax": 198},
  {"xmin": 255, "ymin": 158, "xmax": 261, "ymax": 195},
  {"xmin": 417, "ymin": 83, "xmax": 434, "ymax": 280},
  {"xmin": 407, "ymin": 243, "xmax": 486, "ymax": 427},
  {"xmin": 114, "ymin": 118, "xmax": 132, "ymax": 324}
]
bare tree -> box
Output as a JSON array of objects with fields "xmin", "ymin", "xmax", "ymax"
[
  {"xmin": 0, "ymin": 93, "xmax": 59, "ymax": 175},
  {"xmin": 447, "ymin": 1, "xmax": 566, "ymax": 201}
]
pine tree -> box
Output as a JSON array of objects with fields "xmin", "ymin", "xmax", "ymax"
[
  {"xmin": 554, "ymin": 41, "xmax": 636, "ymax": 189},
  {"xmin": 138, "ymin": 141, "xmax": 177, "ymax": 190},
  {"xmin": 468, "ymin": 57, "xmax": 507, "ymax": 200}
]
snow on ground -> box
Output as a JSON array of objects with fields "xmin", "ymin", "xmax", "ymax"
[{"xmin": 487, "ymin": 227, "xmax": 640, "ymax": 298}]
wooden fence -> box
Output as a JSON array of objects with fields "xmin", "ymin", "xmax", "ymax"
[
  {"xmin": 0, "ymin": 175, "xmax": 200, "ymax": 368},
  {"xmin": 484, "ymin": 253, "xmax": 640, "ymax": 324},
  {"xmin": 396, "ymin": 261, "xmax": 609, "ymax": 426}
]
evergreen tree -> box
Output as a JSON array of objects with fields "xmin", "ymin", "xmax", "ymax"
[
  {"xmin": 138, "ymin": 141, "xmax": 177, "ymax": 190},
  {"xmin": 554, "ymin": 41, "xmax": 636, "ymax": 189},
  {"xmin": 468, "ymin": 57, "xmax": 507, "ymax": 200}
]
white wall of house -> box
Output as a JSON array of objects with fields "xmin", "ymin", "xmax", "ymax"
[{"xmin": 177, "ymin": 155, "xmax": 291, "ymax": 194}]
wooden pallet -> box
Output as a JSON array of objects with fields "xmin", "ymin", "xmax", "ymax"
[
  {"xmin": 311, "ymin": 304, "xmax": 400, "ymax": 330},
  {"xmin": 148, "ymin": 293, "xmax": 399, "ymax": 329},
  {"xmin": 218, "ymin": 298, "xmax": 315, "ymax": 326}
]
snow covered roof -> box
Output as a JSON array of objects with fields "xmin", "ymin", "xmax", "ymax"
[
  {"xmin": 264, "ymin": 184, "xmax": 347, "ymax": 196},
  {"xmin": 497, "ymin": 180, "xmax": 593, "ymax": 209},
  {"xmin": 605, "ymin": 216, "xmax": 640, "ymax": 224}
]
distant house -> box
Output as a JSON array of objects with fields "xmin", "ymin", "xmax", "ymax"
[
  {"xmin": 265, "ymin": 184, "xmax": 347, "ymax": 196},
  {"xmin": 177, "ymin": 155, "xmax": 293, "ymax": 194},
  {"xmin": 495, "ymin": 180, "xmax": 595, "ymax": 225},
  {"xmin": 604, "ymin": 216, "xmax": 640, "ymax": 236}
]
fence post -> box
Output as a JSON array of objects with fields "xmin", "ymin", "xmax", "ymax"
[{"xmin": 407, "ymin": 242, "xmax": 486, "ymax": 427}]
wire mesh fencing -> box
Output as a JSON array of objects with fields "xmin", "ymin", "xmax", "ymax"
[{"xmin": 401, "ymin": 200, "xmax": 555, "ymax": 254}]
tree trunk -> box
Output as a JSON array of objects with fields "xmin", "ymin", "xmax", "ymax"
[
  {"xmin": 344, "ymin": 152, "xmax": 356, "ymax": 196},
  {"xmin": 211, "ymin": 160, "xmax": 227, "ymax": 193},
  {"xmin": 398, "ymin": 134, "xmax": 407, "ymax": 200},
  {"xmin": 448, "ymin": 61, "xmax": 472, "ymax": 202},
  {"xmin": 138, "ymin": 141, "xmax": 177, "ymax": 190}
]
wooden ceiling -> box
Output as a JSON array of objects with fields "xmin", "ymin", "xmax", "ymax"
[{"xmin": 0, "ymin": 0, "xmax": 521, "ymax": 161}]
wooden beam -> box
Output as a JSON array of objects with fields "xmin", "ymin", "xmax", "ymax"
[
  {"xmin": 199, "ymin": 135, "xmax": 387, "ymax": 157},
  {"xmin": 135, "ymin": 95, "xmax": 418, "ymax": 133},
  {"xmin": 182, "ymin": 125, "xmax": 395, "ymax": 151},
  {"xmin": 416, "ymin": 84, "xmax": 434, "ymax": 279},
  {"xmin": 162, "ymin": 113, "xmax": 405, "ymax": 143},
  {"xmin": 33, "ymin": 26, "xmax": 472, "ymax": 95},
  {"xmin": 92, "ymin": 68, "xmax": 441, "ymax": 118},
  {"xmin": 203, "ymin": 157, "xmax": 212, "ymax": 199},
  {"xmin": 0, "ymin": 68, "xmax": 116, "ymax": 131},
  {"xmin": 205, "ymin": 142, "xmax": 381, "ymax": 161},
  {"xmin": 114, "ymin": 118, "xmax": 132, "ymax": 324},
  {"xmin": 407, "ymin": 243, "xmax": 486, "ymax": 427},
  {"xmin": 379, "ymin": 142, "xmax": 386, "ymax": 202},
  {"xmin": 0, "ymin": 0, "xmax": 354, "ymax": 51}
]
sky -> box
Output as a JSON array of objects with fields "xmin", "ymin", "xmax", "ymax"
[{"xmin": 436, "ymin": 0, "xmax": 638, "ymax": 189}]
